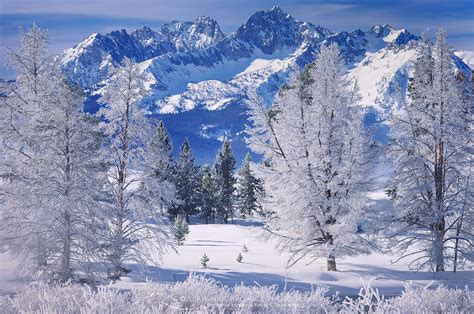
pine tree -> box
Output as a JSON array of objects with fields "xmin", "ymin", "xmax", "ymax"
[
  {"xmin": 174, "ymin": 215, "xmax": 190, "ymax": 245},
  {"xmin": 384, "ymin": 30, "xmax": 472, "ymax": 272},
  {"xmin": 151, "ymin": 121, "xmax": 174, "ymax": 181},
  {"xmin": 214, "ymin": 139, "xmax": 236, "ymax": 223},
  {"xmin": 201, "ymin": 253, "xmax": 210, "ymax": 268},
  {"xmin": 235, "ymin": 153, "xmax": 264, "ymax": 217},
  {"xmin": 173, "ymin": 138, "xmax": 200, "ymax": 223},
  {"xmin": 145, "ymin": 121, "xmax": 176, "ymax": 215},
  {"xmin": 97, "ymin": 58, "xmax": 174, "ymax": 280},
  {"xmin": 199, "ymin": 165, "xmax": 219, "ymax": 223},
  {"xmin": 246, "ymin": 43, "xmax": 376, "ymax": 271}
]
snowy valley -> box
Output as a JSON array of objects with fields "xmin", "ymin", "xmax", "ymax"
[{"xmin": 0, "ymin": 4, "xmax": 473, "ymax": 313}]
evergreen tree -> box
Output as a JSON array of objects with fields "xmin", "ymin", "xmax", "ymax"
[
  {"xmin": 384, "ymin": 30, "xmax": 472, "ymax": 272},
  {"xmin": 151, "ymin": 121, "xmax": 174, "ymax": 181},
  {"xmin": 235, "ymin": 153, "xmax": 264, "ymax": 217},
  {"xmin": 173, "ymin": 138, "xmax": 200, "ymax": 223},
  {"xmin": 237, "ymin": 252, "xmax": 243, "ymax": 263},
  {"xmin": 214, "ymin": 139, "xmax": 236, "ymax": 223},
  {"xmin": 200, "ymin": 165, "xmax": 219, "ymax": 224},
  {"xmin": 145, "ymin": 121, "xmax": 176, "ymax": 215},
  {"xmin": 200, "ymin": 253, "xmax": 210, "ymax": 268},
  {"xmin": 174, "ymin": 215, "xmax": 190, "ymax": 245}
]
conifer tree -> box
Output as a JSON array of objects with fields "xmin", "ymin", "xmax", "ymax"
[
  {"xmin": 145, "ymin": 121, "xmax": 176, "ymax": 215},
  {"xmin": 201, "ymin": 253, "xmax": 210, "ymax": 268},
  {"xmin": 214, "ymin": 139, "xmax": 236, "ymax": 223},
  {"xmin": 200, "ymin": 165, "xmax": 219, "ymax": 223},
  {"xmin": 174, "ymin": 215, "xmax": 190, "ymax": 245},
  {"xmin": 235, "ymin": 153, "xmax": 264, "ymax": 217},
  {"xmin": 173, "ymin": 138, "xmax": 200, "ymax": 223}
]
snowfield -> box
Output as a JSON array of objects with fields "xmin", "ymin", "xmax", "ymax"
[
  {"xmin": 2, "ymin": 220, "xmax": 471, "ymax": 299},
  {"xmin": 126, "ymin": 222, "xmax": 474, "ymax": 296}
]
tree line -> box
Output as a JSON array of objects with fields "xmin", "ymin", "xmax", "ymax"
[{"xmin": 159, "ymin": 126, "xmax": 264, "ymax": 224}]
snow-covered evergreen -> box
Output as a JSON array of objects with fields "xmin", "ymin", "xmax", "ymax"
[
  {"xmin": 173, "ymin": 214, "xmax": 190, "ymax": 245},
  {"xmin": 144, "ymin": 121, "xmax": 176, "ymax": 216},
  {"xmin": 235, "ymin": 153, "xmax": 264, "ymax": 217},
  {"xmin": 172, "ymin": 138, "xmax": 201, "ymax": 222},
  {"xmin": 384, "ymin": 30, "xmax": 473, "ymax": 272},
  {"xmin": 214, "ymin": 139, "xmax": 236, "ymax": 223},
  {"xmin": 247, "ymin": 43, "xmax": 377, "ymax": 271},
  {"xmin": 199, "ymin": 165, "xmax": 219, "ymax": 223}
]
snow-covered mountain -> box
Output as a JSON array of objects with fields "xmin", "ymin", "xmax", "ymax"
[
  {"xmin": 62, "ymin": 6, "xmax": 471, "ymax": 162},
  {"xmin": 455, "ymin": 50, "xmax": 474, "ymax": 69}
]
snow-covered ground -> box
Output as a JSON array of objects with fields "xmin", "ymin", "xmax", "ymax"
[{"xmin": 3, "ymin": 220, "xmax": 470, "ymax": 298}]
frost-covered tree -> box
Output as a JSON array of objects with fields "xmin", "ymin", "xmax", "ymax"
[
  {"xmin": 247, "ymin": 43, "xmax": 375, "ymax": 271},
  {"xmin": 384, "ymin": 30, "xmax": 472, "ymax": 272},
  {"xmin": 97, "ymin": 58, "xmax": 174, "ymax": 280},
  {"xmin": 173, "ymin": 215, "xmax": 190, "ymax": 245},
  {"xmin": 214, "ymin": 139, "xmax": 236, "ymax": 224},
  {"xmin": 199, "ymin": 165, "xmax": 219, "ymax": 224},
  {"xmin": 0, "ymin": 25, "xmax": 106, "ymax": 281},
  {"xmin": 235, "ymin": 153, "xmax": 264, "ymax": 217},
  {"xmin": 173, "ymin": 138, "xmax": 200, "ymax": 223}
]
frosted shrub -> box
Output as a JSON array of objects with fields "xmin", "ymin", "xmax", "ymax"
[
  {"xmin": 1, "ymin": 275, "xmax": 472, "ymax": 313},
  {"xmin": 343, "ymin": 279, "xmax": 474, "ymax": 313},
  {"xmin": 343, "ymin": 278, "xmax": 387, "ymax": 313},
  {"xmin": 387, "ymin": 284, "xmax": 473, "ymax": 313}
]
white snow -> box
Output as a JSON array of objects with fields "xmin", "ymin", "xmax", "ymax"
[
  {"xmin": 349, "ymin": 47, "xmax": 416, "ymax": 108},
  {"xmin": 455, "ymin": 50, "xmax": 474, "ymax": 69},
  {"xmin": 1, "ymin": 218, "xmax": 472, "ymax": 297},
  {"xmin": 150, "ymin": 47, "xmax": 297, "ymax": 113},
  {"xmin": 62, "ymin": 33, "xmax": 98, "ymax": 63},
  {"xmin": 383, "ymin": 29, "xmax": 405, "ymax": 43}
]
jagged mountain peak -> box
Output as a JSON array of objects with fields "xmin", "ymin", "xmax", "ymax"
[
  {"xmin": 370, "ymin": 24, "xmax": 393, "ymax": 37},
  {"xmin": 235, "ymin": 6, "xmax": 329, "ymax": 54},
  {"xmin": 160, "ymin": 16, "xmax": 224, "ymax": 51},
  {"xmin": 60, "ymin": 7, "xmax": 471, "ymax": 162}
]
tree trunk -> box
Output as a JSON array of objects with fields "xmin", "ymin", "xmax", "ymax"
[
  {"xmin": 433, "ymin": 230, "xmax": 445, "ymax": 272},
  {"xmin": 453, "ymin": 219, "xmax": 462, "ymax": 272},
  {"xmin": 60, "ymin": 210, "xmax": 72, "ymax": 281},
  {"xmin": 327, "ymin": 255, "xmax": 337, "ymax": 271},
  {"xmin": 185, "ymin": 210, "xmax": 190, "ymax": 224}
]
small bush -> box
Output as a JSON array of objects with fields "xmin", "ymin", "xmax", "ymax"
[{"xmin": 201, "ymin": 253, "xmax": 210, "ymax": 268}]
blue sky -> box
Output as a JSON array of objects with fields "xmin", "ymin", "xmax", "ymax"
[{"xmin": 1, "ymin": 0, "xmax": 473, "ymax": 78}]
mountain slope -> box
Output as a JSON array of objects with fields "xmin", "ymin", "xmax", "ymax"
[{"xmin": 62, "ymin": 7, "xmax": 471, "ymax": 162}]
